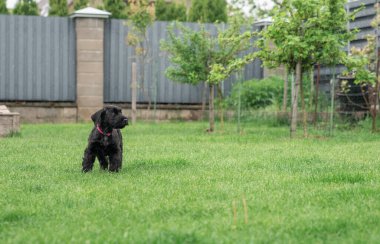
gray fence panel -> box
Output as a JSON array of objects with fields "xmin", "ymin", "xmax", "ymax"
[
  {"xmin": 104, "ymin": 20, "xmax": 262, "ymax": 104},
  {"xmin": 0, "ymin": 15, "xmax": 75, "ymax": 101}
]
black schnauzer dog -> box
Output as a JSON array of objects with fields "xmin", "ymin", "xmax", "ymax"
[{"xmin": 82, "ymin": 105, "xmax": 128, "ymax": 172}]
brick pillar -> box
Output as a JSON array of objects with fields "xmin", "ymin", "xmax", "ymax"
[{"xmin": 71, "ymin": 7, "xmax": 111, "ymax": 121}]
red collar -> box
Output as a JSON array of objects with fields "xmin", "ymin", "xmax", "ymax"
[{"xmin": 96, "ymin": 124, "xmax": 112, "ymax": 137}]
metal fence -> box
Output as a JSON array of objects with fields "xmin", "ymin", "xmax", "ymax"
[
  {"xmin": 104, "ymin": 20, "xmax": 262, "ymax": 104},
  {"xmin": 2, "ymin": 0, "xmax": 374, "ymax": 103},
  {"xmin": 0, "ymin": 15, "xmax": 76, "ymax": 102}
]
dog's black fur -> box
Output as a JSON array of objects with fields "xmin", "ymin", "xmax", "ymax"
[{"xmin": 82, "ymin": 105, "xmax": 128, "ymax": 172}]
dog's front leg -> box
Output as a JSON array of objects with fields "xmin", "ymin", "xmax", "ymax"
[
  {"xmin": 109, "ymin": 151, "xmax": 122, "ymax": 172},
  {"xmin": 97, "ymin": 151, "xmax": 109, "ymax": 171},
  {"xmin": 82, "ymin": 147, "xmax": 96, "ymax": 172}
]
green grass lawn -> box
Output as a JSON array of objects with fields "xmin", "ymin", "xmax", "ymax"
[{"xmin": 0, "ymin": 121, "xmax": 379, "ymax": 243}]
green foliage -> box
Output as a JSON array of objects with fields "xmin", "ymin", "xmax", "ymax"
[
  {"xmin": 257, "ymin": 0, "xmax": 355, "ymax": 70},
  {"xmin": 344, "ymin": 17, "xmax": 378, "ymax": 86},
  {"xmin": 228, "ymin": 76, "xmax": 284, "ymax": 110},
  {"xmin": 160, "ymin": 23, "xmax": 210, "ymax": 85},
  {"xmin": 128, "ymin": 0, "xmax": 154, "ymax": 32},
  {"xmin": 1, "ymin": 122, "xmax": 380, "ymax": 242},
  {"xmin": 74, "ymin": 0, "xmax": 89, "ymax": 10},
  {"xmin": 155, "ymin": 0, "xmax": 187, "ymax": 22},
  {"xmin": 0, "ymin": 0, "xmax": 8, "ymax": 14},
  {"xmin": 49, "ymin": 0, "xmax": 68, "ymax": 16},
  {"xmin": 188, "ymin": 0, "xmax": 227, "ymax": 23},
  {"xmin": 208, "ymin": 17, "xmax": 257, "ymax": 85},
  {"xmin": 126, "ymin": 0, "xmax": 154, "ymax": 46},
  {"xmin": 161, "ymin": 19, "xmax": 254, "ymax": 132},
  {"xmin": 161, "ymin": 20, "xmax": 255, "ymax": 86},
  {"xmin": 103, "ymin": 0, "xmax": 127, "ymax": 19},
  {"xmin": 13, "ymin": 0, "xmax": 39, "ymax": 16},
  {"xmin": 228, "ymin": 74, "xmax": 315, "ymax": 112}
]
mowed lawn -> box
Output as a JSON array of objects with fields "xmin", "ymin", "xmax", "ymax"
[{"xmin": 0, "ymin": 121, "xmax": 379, "ymax": 243}]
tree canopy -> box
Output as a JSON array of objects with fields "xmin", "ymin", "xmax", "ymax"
[
  {"xmin": 0, "ymin": 0, "xmax": 8, "ymax": 14},
  {"xmin": 188, "ymin": 0, "xmax": 227, "ymax": 23},
  {"xmin": 155, "ymin": 0, "xmax": 187, "ymax": 22},
  {"xmin": 74, "ymin": 0, "xmax": 89, "ymax": 11},
  {"xmin": 13, "ymin": 0, "xmax": 39, "ymax": 16},
  {"xmin": 258, "ymin": 0, "xmax": 354, "ymax": 71},
  {"xmin": 49, "ymin": 0, "xmax": 68, "ymax": 16},
  {"xmin": 103, "ymin": 0, "xmax": 127, "ymax": 19}
]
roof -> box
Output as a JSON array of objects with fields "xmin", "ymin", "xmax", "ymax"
[
  {"xmin": 70, "ymin": 7, "xmax": 111, "ymax": 18},
  {"xmin": 254, "ymin": 17, "xmax": 273, "ymax": 27}
]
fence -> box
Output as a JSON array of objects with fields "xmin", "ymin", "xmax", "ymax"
[
  {"xmin": 0, "ymin": 15, "xmax": 76, "ymax": 101},
  {"xmin": 104, "ymin": 20, "xmax": 262, "ymax": 104},
  {"xmin": 0, "ymin": 0, "xmax": 377, "ymax": 104},
  {"xmin": 0, "ymin": 15, "xmax": 262, "ymax": 104}
]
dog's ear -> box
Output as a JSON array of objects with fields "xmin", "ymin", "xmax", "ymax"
[{"xmin": 91, "ymin": 109, "xmax": 105, "ymax": 125}]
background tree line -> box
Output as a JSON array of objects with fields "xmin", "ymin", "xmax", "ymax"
[{"xmin": 0, "ymin": 0, "xmax": 228, "ymax": 23}]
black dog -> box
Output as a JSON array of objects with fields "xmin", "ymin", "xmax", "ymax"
[{"xmin": 82, "ymin": 105, "xmax": 128, "ymax": 172}]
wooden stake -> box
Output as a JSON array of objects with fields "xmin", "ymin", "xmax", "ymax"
[
  {"xmin": 131, "ymin": 62, "xmax": 137, "ymax": 124},
  {"xmin": 242, "ymin": 195, "xmax": 248, "ymax": 224},
  {"xmin": 232, "ymin": 200, "xmax": 237, "ymax": 228}
]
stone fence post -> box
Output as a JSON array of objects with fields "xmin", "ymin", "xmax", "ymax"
[{"xmin": 71, "ymin": 7, "xmax": 111, "ymax": 121}]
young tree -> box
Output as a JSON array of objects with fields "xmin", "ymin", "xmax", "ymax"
[
  {"xmin": 258, "ymin": 0, "xmax": 355, "ymax": 138},
  {"xmin": 103, "ymin": 0, "xmax": 127, "ymax": 19},
  {"xmin": 161, "ymin": 20, "xmax": 255, "ymax": 132},
  {"xmin": 13, "ymin": 0, "xmax": 39, "ymax": 16},
  {"xmin": 343, "ymin": 3, "xmax": 380, "ymax": 132},
  {"xmin": 74, "ymin": 0, "xmax": 89, "ymax": 10},
  {"xmin": 0, "ymin": 0, "xmax": 8, "ymax": 14},
  {"xmin": 188, "ymin": 0, "xmax": 227, "ymax": 23},
  {"xmin": 49, "ymin": 0, "xmax": 68, "ymax": 16},
  {"xmin": 126, "ymin": 0, "xmax": 155, "ymax": 111},
  {"xmin": 155, "ymin": 0, "xmax": 187, "ymax": 22}
]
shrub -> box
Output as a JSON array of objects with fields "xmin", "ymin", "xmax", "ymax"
[{"xmin": 227, "ymin": 76, "xmax": 284, "ymax": 110}]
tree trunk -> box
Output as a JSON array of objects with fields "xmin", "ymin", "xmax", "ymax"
[
  {"xmin": 201, "ymin": 82, "xmax": 207, "ymax": 119},
  {"xmin": 131, "ymin": 62, "xmax": 137, "ymax": 124},
  {"xmin": 290, "ymin": 61, "xmax": 301, "ymax": 138},
  {"xmin": 300, "ymin": 72, "xmax": 307, "ymax": 137},
  {"xmin": 372, "ymin": 52, "xmax": 380, "ymax": 133},
  {"xmin": 374, "ymin": 81, "xmax": 379, "ymax": 133},
  {"xmin": 209, "ymin": 84, "xmax": 215, "ymax": 132},
  {"xmin": 217, "ymin": 84, "xmax": 224, "ymax": 130},
  {"xmin": 370, "ymin": 85, "xmax": 377, "ymax": 133},
  {"xmin": 313, "ymin": 63, "xmax": 320, "ymax": 126},
  {"xmin": 282, "ymin": 67, "xmax": 288, "ymax": 113}
]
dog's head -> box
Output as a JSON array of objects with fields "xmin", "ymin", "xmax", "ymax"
[{"xmin": 91, "ymin": 106, "xmax": 128, "ymax": 129}]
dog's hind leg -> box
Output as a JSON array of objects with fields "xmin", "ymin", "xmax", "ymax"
[
  {"xmin": 97, "ymin": 152, "xmax": 109, "ymax": 171},
  {"xmin": 82, "ymin": 148, "xmax": 96, "ymax": 172}
]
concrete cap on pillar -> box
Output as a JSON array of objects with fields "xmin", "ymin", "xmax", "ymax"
[
  {"xmin": 70, "ymin": 7, "xmax": 111, "ymax": 19},
  {"xmin": 254, "ymin": 17, "xmax": 273, "ymax": 28}
]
